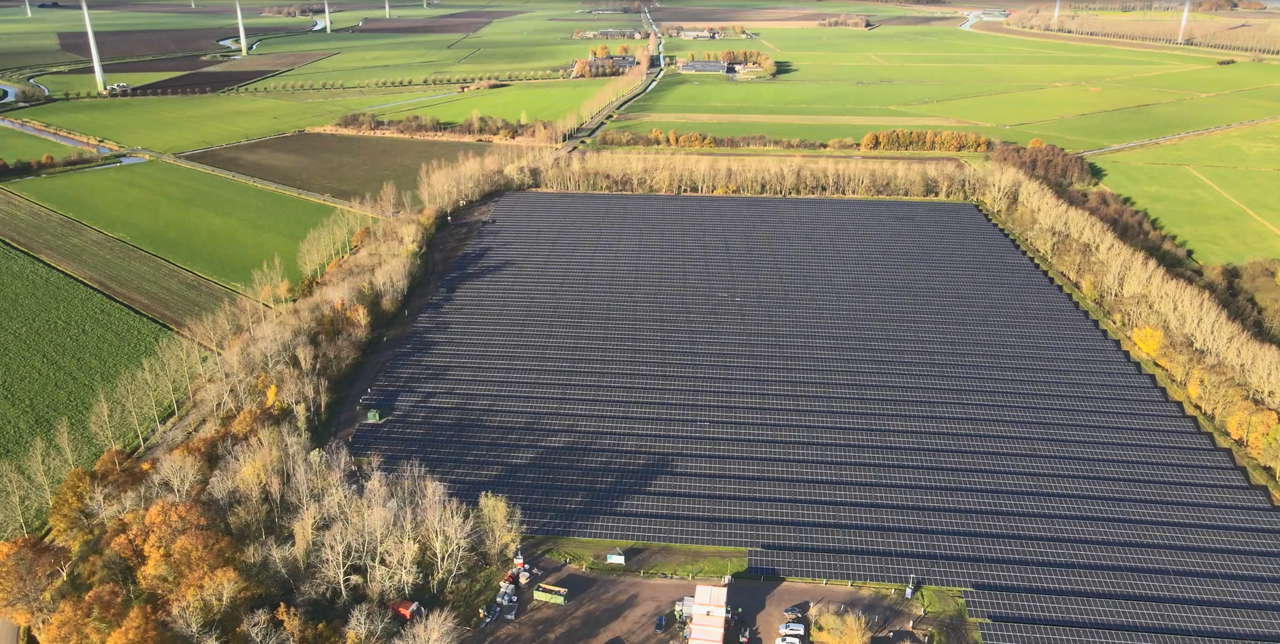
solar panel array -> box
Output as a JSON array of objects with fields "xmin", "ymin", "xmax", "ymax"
[{"xmin": 352, "ymin": 193, "xmax": 1280, "ymax": 642}]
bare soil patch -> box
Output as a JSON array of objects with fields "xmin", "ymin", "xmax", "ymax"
[
  {"xmin": 437, "ymin": 10, "xmax": 528, "ymax": 21},
  {"xmin": 57, "ymin": 27, "xmax": 296, "ymax": 59},
  {"xmin": 204, "ymin": 51, "xmax": 331, "ymax": 72},
  {"xmin": 346, "ymin": 18, "xmax": 492, "ymax": 34},
  {"xmin": 135, "ymin": 70, "xmax": 274, "ymax": 93},
  {"xmin": 877, "ymin": 15, "xmax": 965, "ymax": 26},
  {"xmin": 186, "ymin": 133, "xmax": 491, "ymax": 204},
  {"xmin": 53, "ymin": 55, "xmax": 220, "ymax": 74}
]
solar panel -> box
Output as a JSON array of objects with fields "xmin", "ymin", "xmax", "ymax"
[{"xmin": 350, "ymin": 192, "xmax": 1280, "ymax": 637}]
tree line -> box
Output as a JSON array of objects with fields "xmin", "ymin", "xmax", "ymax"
[
  {"xmin": 817, "ymin": 14, "xmax": 871, "ymax": 28},
  {"xmin": 1009, "ymin": 7, "xmax": 1280, "ymax": 56},
  {"xmin": 596, "ymin": 128, "xmax": 994, "ymax": 152},
  {"xmin": 0, "ymin": 147, "xmax": 544, "ymax": 643},
  {"xmin": 334, "ymin": 109, "xmax": 568, "ymax": 144},
  {"xmin": 0, "ymin": 150, "xmax": 104, "ymax": 178}
]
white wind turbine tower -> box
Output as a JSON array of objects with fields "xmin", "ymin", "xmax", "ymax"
[
  {"xmin": 1053, "ymin": 0, "xmax": 1061, "ymax": 23},
  {"xmin": 385, "ymin": 0, "xmax": 390, "ymax": 19},
  {"xmin": 324, "ymin": 0, "xmax": 332, "ymax": 33},
  {"xmin": 78, "ymin": 0, "xmax": 105, "ymax": 93},
  {"xmin": 24, "ymin": 0, "xmax": 31, "ymax": 18},
  {"xmin": 234, "ymin": 0, "xmax": 249, "ymax": 56},
  {"xmin": 1178, "ymin": 0, "xmax": 1191, "ymax": 43}
]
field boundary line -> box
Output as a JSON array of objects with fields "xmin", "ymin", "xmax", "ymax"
[
  {"xmin": 757, "ymin": 39, "xmax": 781, "ymax": 52},
  {"xmin": 177, "ymin": 130, "xmax": 306, "ymax": 156},
  {"xmin": 1184, "ymin": 166, "xmax": 1280, "ymax": 238},
  {"xmin": 154, "ymin": 153, "xmax": 393, "ymax": 219},
  {"xmin": 1079, "ymin": 115, "xmax": 1280, "ymax": 156}
]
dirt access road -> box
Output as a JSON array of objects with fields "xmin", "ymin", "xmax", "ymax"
[{"xmin": 471, "ymin": 561, "xmax": 919, "ymax": 644}]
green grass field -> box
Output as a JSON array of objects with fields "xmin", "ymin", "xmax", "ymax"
[
  {"xmin": 18, "ymin": 80, "xmax": 602, "ymax": 153},
  {"xmin": 0, "ymin": 241, "xmax": 165, "ymax": 463},
  {"xmin": 10, "ymin": 161, "xmax": 333, "ymax": 289},
  {"xmin": 0, "ymin": 125, "xmax": 77, "ymax": 162},
  {"xmin": 1094, "ymin": 120, "xmax": 1280, "ymax": 265},
  {"xmin": 617, "ymin": 26, "xmax": 1280, "ymax": 152}
]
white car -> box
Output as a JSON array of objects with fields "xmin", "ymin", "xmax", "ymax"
[
  {"xmin": 775, "ymin": 637, "xmax": 802, "ymax": 644},
  {"xmin": 779, "ymin": 623, "xmax": 806, "ymax": 636}
]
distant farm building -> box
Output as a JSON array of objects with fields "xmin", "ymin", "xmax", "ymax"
[
  {"xmin": 679, "ymin": 30, "xmax": 716, "ymax": 40},
  {"xmin": 577, "ymin": 29, "xmax": 642, "ymax": 39},
  {"xmin": 678, "ymin": 60, "xmax": 728, "ymax": 73},
  {"xmin": 588, "ymin": 55, "xmax": 638, "ymax": 75}
]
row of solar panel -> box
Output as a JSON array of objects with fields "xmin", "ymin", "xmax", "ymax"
[
  {"xmin": 978, "ymin": 621, "xmax": 1277, "ymax": 644},
  {"xmin": 739, "ymin": 549, "xmax": 1280, "ymax": 611},
  {"xmin": 460, "ymin": 490, "xmax": 1280, "ymax": 561},
  {"xmin": 397, "ymin": 338, "xmax": 1148, "ymax": 378},
  {"xmin": 411, "ymin": 325, "xmax": 1125, "ymax": 365},
  {"xmin": 381, "ymin": 361, "xmax": 1167, "ymax": 404},
  {"xmin": 358, "ymin": 407, "xmax": 1217, "ymax": 467},
  {"xmin": 394, "ymin": 349, "xmax": 1156, "ymax": 390},
  {"xmin": 413, "ymin": 316, "xmax": 1117, "ymax": 356},
  {"xmin": 509, "ymin": 507, "xmax": 1280, "ymax": 580},
  {"xmin": 359, "ymin": 426, "xmax": 1242, "ymax": 490},
  {"xmin": 370, "ymin": 392, "xmax": 1201, "ymax": 437},
  {"xmin": 964, "ymin": 590, "xmax": 1280, "ymax": 641},
  {"xmin": 363, "ymin": 437, "xmax": 1260, "ymax": 508},
  {"xmin": 426, "ymin": 466, "xmax": 1273, "ymax": 529},
  {"xmin": 445, "ymin": 271, "xmax": 1070, "ymax": 293},
  {"xmin": 439, "ymin": 290, "xmax": 1090, "ymax": 325},
  {"xmin": 373, "ymin": 376, "xmax": 1188, "ymax": 420},
  {"xmin": 372, "ymin": 461, "xmax": 1277, "ymax": 553},
  {"xmin": 360, "ymin": 419, "xmax": 1229, "ymax": 484},
  {"xmin": 397, "ymin": 349, "xmax": 1148, "ymax": 392},
  {"xmin": 362, "ymin": 410, "xmax": 1223, "ymax": 469}
]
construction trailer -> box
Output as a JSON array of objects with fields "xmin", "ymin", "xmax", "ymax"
[{"xmin": 533, "ymin": 583, "xmax": 569, "ymax": 605}]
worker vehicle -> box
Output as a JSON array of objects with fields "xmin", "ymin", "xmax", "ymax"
[
  {"xmin": 775, "ymin": 638, "xmax": 802, "ymax": 644},
  {"xmin": 779, "ymin": 623, "xmax": 806, "ymax": 636}
]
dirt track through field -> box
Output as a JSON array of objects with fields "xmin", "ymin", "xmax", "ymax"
[
  {"xmin": 616, "ymin": 113, "xmax": 977, "ymax": 126},
  {"xmin": 1185, "ymin": 166, "xmax": 1280, "ymax": 237}
]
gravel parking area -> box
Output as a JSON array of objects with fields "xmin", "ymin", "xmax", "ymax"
[{"xmin": 471, "ymin": 559, "xmax": 918, "ymax": 644}]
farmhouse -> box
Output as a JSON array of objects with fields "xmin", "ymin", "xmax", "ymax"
[
  {"xmin": 576, "ymin": 28, "xmax": 642, "ymax": 39},
  {"xmin": 588, "ymin": 55, "xmax": 638, "ymax": 75},
  {"xmin": 680, "ymin": 29, "xmax": 716, "ymax": 40},
  {"xmin": 678, "ymin": 60, "xmax": 728, "ymax": 74}
]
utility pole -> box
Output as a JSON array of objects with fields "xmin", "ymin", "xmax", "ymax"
[
  {"xmin": 324, "ymin": 0, "xmax": 331, "ymax": 33},
  {"xmin": 1178, "ymin": 0, "xmax": 1191, "ymax": 43},
  {"xmin": 79, "ymin": 0, "xmax": 105, "ymax": 94},
  {"xmin": 234, "ymin": 0, "xmax": 248, "ymax": 56}
]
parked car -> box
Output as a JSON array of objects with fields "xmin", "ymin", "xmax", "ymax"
[
  {"xmin": 778, "ymin": 623, "xmax": 806, "ymax": 636},
  {"xmin": 782, "ymin": 603, "xmax": 806, "ymax": 619},
  {"xmin": 655, "ymin": 614, "xmax": 668, "ymax": 633},
  {"xmin": 775, "ymin": 638, "xmax": 802, "ymax": 644}
]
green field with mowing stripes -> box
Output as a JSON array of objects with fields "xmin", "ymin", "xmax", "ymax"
[{"xmin": 10, "ymin": 161, "xmax": 334, "ymax": 289}]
